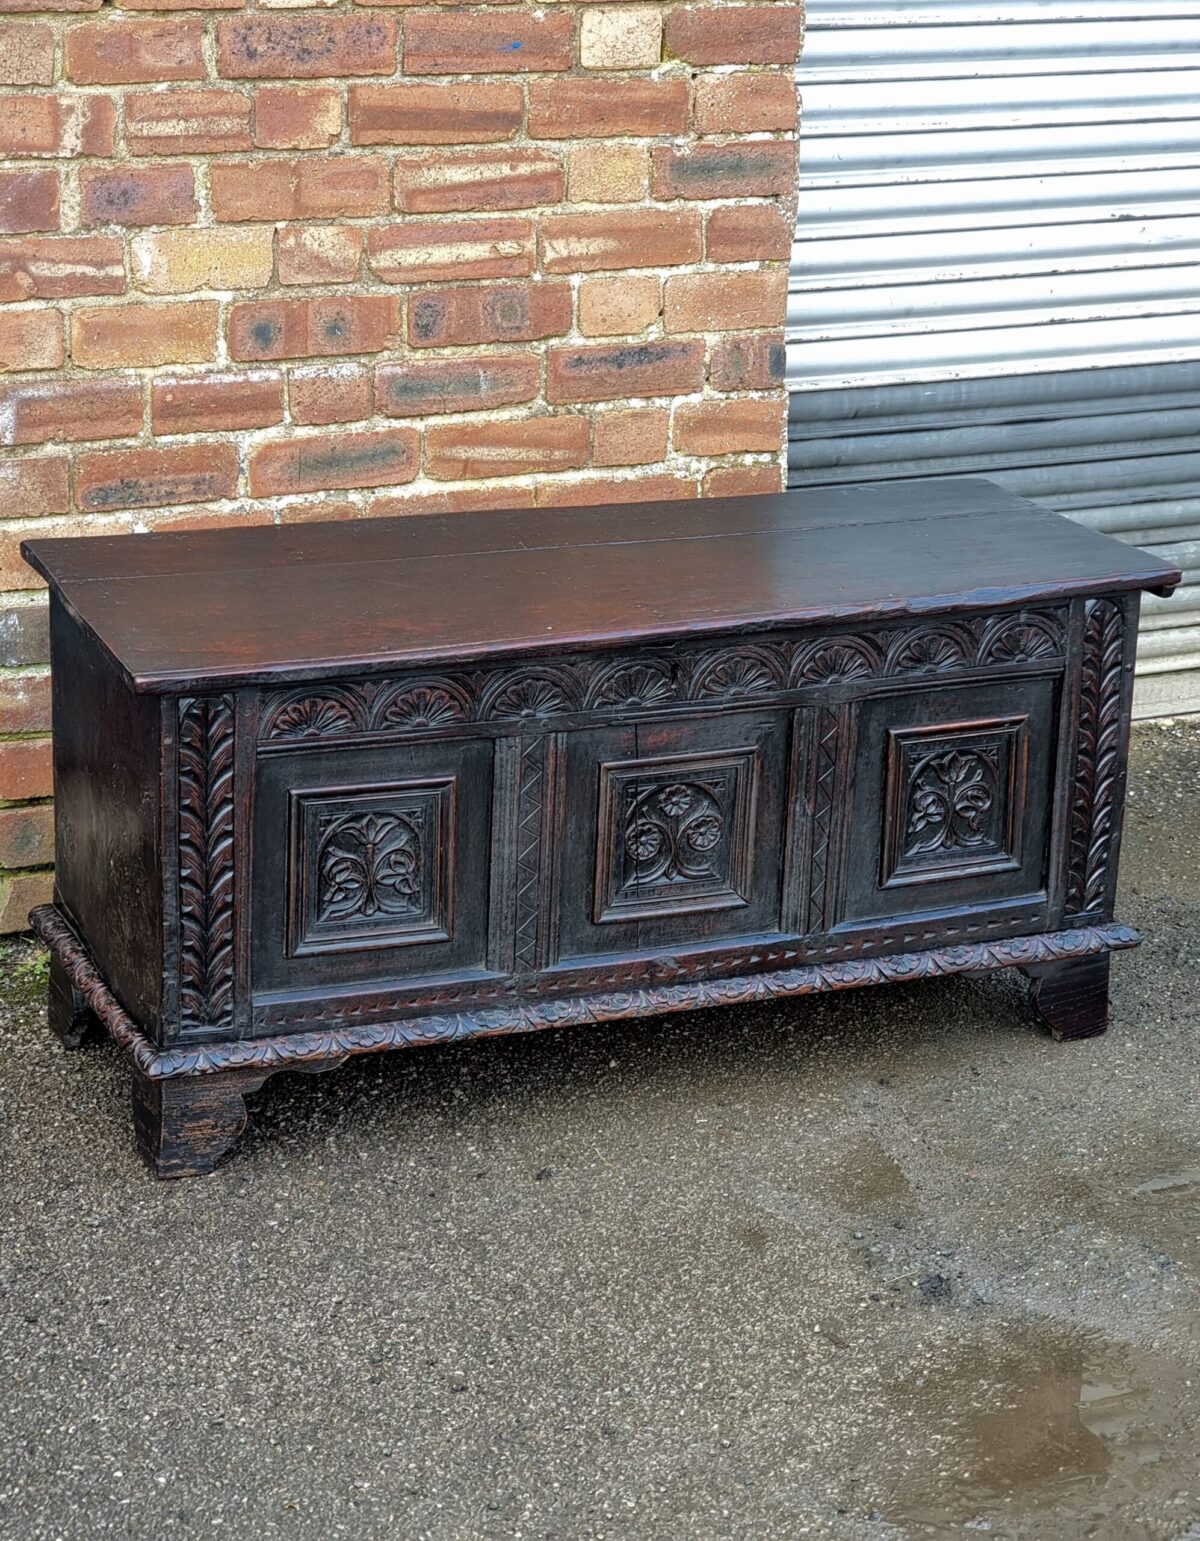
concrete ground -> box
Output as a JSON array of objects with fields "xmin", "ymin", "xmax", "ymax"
[{"xmin": 1, "ymin": 722, "xmax": 1197, "ymax": 1541}]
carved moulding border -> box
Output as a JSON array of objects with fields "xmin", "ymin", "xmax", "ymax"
[
  {"xmin": 31, "ymin": 902, "xmax": 1138, "ymax": 1084},
  {"xmin": 1065, "ymin": 598, "xmax": 1127, "ymax": 919}
]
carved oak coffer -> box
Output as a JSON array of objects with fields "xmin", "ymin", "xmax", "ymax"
[{"xmin": 23, "ymin": 479, "xmax": 1180, "ymax": 1178}]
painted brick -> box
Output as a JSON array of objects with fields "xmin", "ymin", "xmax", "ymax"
[
  {"xmin": 0, "ymin": 170, "xmax": 58, "ymax": 233},
  {"xmin": 0, "ymin": 870, "xmax": 54, "ymax": 934},
  {"xmin": 404, "ymin": 12, "xmax": 574, "ymax": 74},
  {"xmin": 709, "ymin": 330, "xmax": 787, "ymax": 391},
  {"xmin": 663, "ymin": 269, "xmax": 788, "ymax": 332},
  {"xmin": 0, "ymin": 22, "xmax": 55, "ymax": 85},
  {"xmin": 652, "ymin": 141, "xmax": 797, "ymax": 200},
  {"xmin": 217, "ymin": 15, "xmax": 397, "ymax": 79},
  {"xmin": 427, "ymin": 415, "xmax": 590, "ymax": 480},
  {"xmin": 377, "ymin": 355, "xmax": 539, "ymax": 418},
  {"xmin": 703, "ymin": 462, "xmax": 783, "ymax": 497},
  {"xmin": 125, "ymin": 90, "xmax": 252, "ymax": 155},
  {"xmin": 533, "ymin": 470, "xmax": 696, "ymax": 507},
  {"xmin": 0, "ymin": 309, "xmax": 63, "ymax": 371},
  {"xmin": 674, "ymin": 397, "xmax": 785, "ymax": 455},
  {"xmin": 0, "ymin": 672, "xmax": 49, "ymax": 733},
  {"xmin": 529, "ymin": 77, "xmax": 688, "ymax": 138},
  {"xmin": 665, "ymin": 4, "xmax": 803, "ymax": 65},
  {"xmin": 288, "ymin": 363, "xmax": 371, "ymax": 425},
  {"xmin": 368, "ymin": 218, "xmax": 534, "ymax": 284},
  {"xmin": 577, "ymin": 273, "xmax": 660, "ymax": 337},
  {"xmin": 65, "ymin": 18, "xmax": 205, "ymax": 85},
  {"xmin": 152, "ymin": 371, "xmax": 285, "ymax": 434},
  {"xmin": 370, "ymin": 485, "xmax": 537, "ymax": 520},
  {"xmin": 546, "ymin": 338, "xmax": 705, "ymax": 403},
  {"xmin": 278, "ymin": 225, "xmax": 362, "ymax": 286},
  {"xmin": 580, "ymin": 8, "xmax": 662, "ymax": 69},
  {"xmin": 567, "ymin": 143, "xmax": 649, "ymax": 203},
  {"xmin": 408, "ymin": 281, "xmax": 572, "ymax": 348},
  {"xmin": 254, "ymin": 85, "xmax": 341, "ymax": 150},
  {"xmin": 0, "ymin": 455, "xmax": 69, "ymax": 517},
  {"xmin": 393, "ymin": 150, "xmax": 563, "ymax": 214},
  {"xmin": 76, "ymin": 442, "xmax": 240, "ymax": 511},
  {"xmin": 350, "ymin": 83, "xmax": 523, "ymax": 146},
  {"xmin": 705, "ymin": 203, "xmax": 793, "ymax": 262},
  {"xmin": 229, "ymin": 294, "xmax": 399, "ymax": 361},
  {"xmin": 0, "ymin": 236, "xmax": 123, "ymax": 302},
  {"xmin": 0, "ymin": 378, "xmax": 142, "ymax": 445},
  {"xmin": 0, "ymin": 801, "xmax": 53, "ymax": 868},
  {"xmin": 0, "ymin": 602, "xmax": 49, "ymax": 666},
  {"xmin": 693, "ymin": 71, "xmax": 798, "ymax": 133},
  {"xmin": 542, "ymin": 209, "xmax": 700, "ymax": 274},
  {"xmin": 80, "ymin": 164, "xmax": 196, "ymax": 228},
  {"xmin": 0, "ymin": 736, "xmax": 51, "ymax": 800},
  {"xmin": 132, "ymin": 228, "xmax": 274, "ymax": 293},
  {"xmin": 72, "ymin": 301, "xmax": 218, "ymax": 369},
  {"xmin": 211, "ymin": 156, "xmax": 389, "ymax": 221},
  {"xmin": 248, "ymin": 427, "xmax": 418, "ymax": 496},
  {"xmin": 0, "ymin": 94, "xmax": 115, "ymax": 158},
  {"xmin": 593, "ymin": 406, "xmax": 669, "ymax": 466}
]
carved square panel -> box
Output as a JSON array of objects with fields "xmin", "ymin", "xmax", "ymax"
[
  {"xmin": 881, "ymin": 716, "xmax": 1028, "ymax": 889},
  {"xmin": 594, "ymin": 747, "xmax": 759, "ymax": 924},
  {"xmin": 287, "ymin": 778, "xmax": 455, "ymax": 956}
]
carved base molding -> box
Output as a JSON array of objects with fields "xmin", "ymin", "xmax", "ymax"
[{"xmin": 32, "ymin": 902, "xmax": 1139, "ymax": 1084}]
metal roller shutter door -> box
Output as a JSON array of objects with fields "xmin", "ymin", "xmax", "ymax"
[{"xmin": 787, "ymin": 0, "xmax": 1200, "ymax": 717}]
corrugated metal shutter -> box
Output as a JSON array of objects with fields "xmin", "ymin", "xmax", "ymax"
[{"xmin": 787, "ymin": 0, "xmax": 1200, "ymax": 717}]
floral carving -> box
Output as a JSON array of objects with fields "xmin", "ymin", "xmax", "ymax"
[
  {"xmin": 263, "ymin": 689, "xmax": 364, "ymax": 740},
  {"xmin": 317, "ymin": 811, "xmax": 423, "ymax": 925},
  {"xmin": 1067, "ymin": 599, "xmax": 1126, "ymax": 917},
  {"xmin": 905, "ymin": 749, "xmax": 998, "ymax": 856},
  {"xmin": 375, "ymin": 681, "xmax": 471, "ymax": 731},
  {"xmin": 177, "ymin": 695, "xmax": 237, "ymax": 1031},
  {"xmin": 625, "ymin": 781, "xmax": 727, "ymax": 888},
  {"xmin": 886, "ymin": 627, "xmax": 972, "ymax": 675},
  {"xmin": 482, "ymin": 671, "xmax": 576, "ymax": 720},
  {"xmin": 688, "ymin": 649, "xmax": 781, "ymax": 701},
  {"xmin": 586, "ymin": 659, "xmax": 675, "ymax": 711},
  {"xmin": 792, "ymin": 638, "xmax": 881, "ymax": 684},
  {"xmin": 980, "ymin": 611, "xmax": 1064, "ymax": 665}
]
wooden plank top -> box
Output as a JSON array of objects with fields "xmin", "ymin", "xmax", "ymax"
[{"xmin": 23, "ymin": 478, "xmax": 1181, "ymax": 693}]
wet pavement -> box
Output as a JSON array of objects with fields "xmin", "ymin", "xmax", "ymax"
[{"xmin": 1, "ymin": 720, "xmax": 1198, "ymax": 1540}]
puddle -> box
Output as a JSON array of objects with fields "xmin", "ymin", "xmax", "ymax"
[
  {"xmin": 830, "ymin": 1134, "xmax": 912, "ymax": 1211},
  {"xmin": 1134, "ymin": 1168, "xmax": 1200, "ymax": 1202}
]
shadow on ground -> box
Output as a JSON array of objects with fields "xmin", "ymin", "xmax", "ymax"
[{"xmin": 1, "ymin": 723, "xmax": 1198, "ymax": 1540}]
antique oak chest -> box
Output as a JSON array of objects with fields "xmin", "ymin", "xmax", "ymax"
[{"xmin": 24, "ymin": 480, "xmax": 1180, "ymax": 1178}]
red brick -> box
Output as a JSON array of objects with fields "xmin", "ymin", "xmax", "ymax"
[
  {"xmin": 278, "ymin": 225, "xmax": 362, "ymax": 286},
  {"xmin": 152, "ymin": 370, "xmax": 285, "ymax": 434},
  {"xmin": 409, "ymin": 281, "xmax": 571, "ymax": 348},
  {"xmin": 350, "ymin": 82, "xmax": 523, "ymax": 146},
  {"xmin": 705, "ymin": 203, "xmax": 793, "ymax": 262},
  {"xmin": 0, "ymin": 94, "xmax": 115, "ymax": 158},
  {"xmin": 66, "ymin": 18, "xmax": 205, "ymax": 84},
  {"xmin": 254, "ymin": 85, "xmax": 341, "ymax": 150},
  {"xmin": 529, "ymin": 77, "xmax": 689, "ymax": 138},
  {"xmin": 212, "ymin": 156, "xmax": 389, "ymax": 221},
  {"xmin": 141, "ymin": 506, "xmax": 272, "ymax": 536},
  {"xmin": 117, "ymin": 0, "xmax": 239, "ymax": 10},
  {"xmin": 0, "ymin": 673, "xmax": 48, "ymax": 733},
  {"xmin": 427, "ymin": 415, "xmax": 589, "ymax": 481},
  {"xmin": 1, "ymin": 514, "xmax": 129, "ymax": 589},
  {"xmin": 0, "ymin": 800, "xmax": 53, "ymax": 868},
  {"xmin": 73, "ymin": 301, "xmax": 218, "ymax": 369},
  {"xmin": 0, "ymin": 378, "xmax": 142, "ymax": 445},
  {"xmin": 0, "ymin": 737, "xmax": 51, "ymax": 801},
  {"xmin": 76, "ymin": 443, "xmax": 239, "ymax": 512},
  {"xmin": 541, "ymin": 209, "xmax": 701, "ymax": 274},
  {"xmin": 368, "ymin": 218, "xmax": 534, "ymax": 284},
  {"xmin": 0, "ymin": 170, "xmax": 58, "ymax": 233},
  {"xmin": 533, "ymin": 471, "xmax": 696, "ymax": 507},
  {"xmin": 663, "ymin": 270, "xmax": 788, "ymax": 332},
  {"xmin": 693, "ymin": 71, "xmax": 798, "ymax": 133},
  {"xmin": 277, "ymin": 500, "xmax": 360, "ymax": 525},
  {"xmin": 217, "ymin": 15, "xmax": 396, "ymax": 79},
  {"xmin": 288, "ymin": 364, "xmax": 371, "ymax": 425},
  {"xmin": 248, "ymin": 427, "xmax": 418, "ymax": 497},
  {"xmin": 393, "ymin": 149, "xmax": 562, "ymax": 214},
  {"xmin": 703, "ymin": 463, "xmax": 783, "ymax": 497},
  {"xmin": 577, "ymin": 274, "xmax": 660, "ymax": 337},
  {"xmin": 0, "ymin": 22, "xmax": 55, "ymax": 85},
  {"xmin": 0, "ymin": 869, "xmax": 54, "ymax": 934},
  {"xmin": 229, "ymin": 294, "xmax": 399, "ymax": 362},
  {"xmin": 403, "ymin": 12, "xmax": 573, "ymax": 73},
  {"xmin": 653, "ymin": 141, "xmax": 796, "ymax": 200},
  {"xmin": 665, "ymin": 4, "xmax": 803, "ymax": 65},
  {"xmin": 125, "ymin": 90, "xmax": 252, "ymax": 155},
  {"xmin": 369, "ymin": 485, "xmax": 536, "ymax": 521},
  {"xmin": 709, "ymin": 330, "xmax": 786, "ymax": 391},
  {"xmin": 0, "ymin": 310, "xmax": 62, "ymax": 371},
  {"xmin": 547, "ymin": 339, "xmax": 705, "ymax": 404},
  {"xmin": 593, "ymin": 407, "xmax": 670, "ymax": 467},
  {"xmin": 674, "ymin": 397, "xmax": 785, "ymax": 455},
  {"xmin": 80, "ymin": 164, "xmax": 196, "ymax": 228},
  {"xmin": 2, "ymin": 0, "xmax": 98, "ymax": 8},
  {"xmin": 377, "ymin": 355, "xmax": 539, "ymax": 418},
  {"xmin": 0, "ymin": 455, "xmax": 69, "ymax": 516},
  {"xmin": 0, "ymin": 235, "xmax": 123, "ymax": 302}
]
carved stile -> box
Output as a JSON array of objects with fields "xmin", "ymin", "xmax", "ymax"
[{"xmin": 177, "ymin": 696, "xmax": 237, "ymax": 1032}]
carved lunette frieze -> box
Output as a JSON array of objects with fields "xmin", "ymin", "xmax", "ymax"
[
  {"xmin": 177, "ymin": 694, "xmax": 237, "ymax": 1032},
  {"xmin": 258, "ymin": 610, "xmax": 1068, "ymax": 745},
  {"xmin": 1066, "ymin": 598, "xmax": 1127, "ymax": 919}
]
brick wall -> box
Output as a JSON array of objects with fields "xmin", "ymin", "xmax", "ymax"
[{"xmin": 0, "ymin": 0, "xmax": 801, "ymax": 930}]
